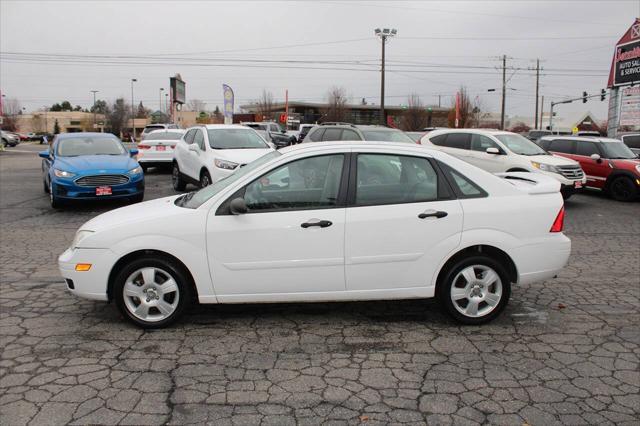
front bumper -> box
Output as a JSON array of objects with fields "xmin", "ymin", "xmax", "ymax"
[
  {"xmin": 53, "ymin": 174, "xmax": 144, "ymax": 200},
  {"xmin": 59, "ymin": 247, "xmax": 118, "ymax": 301}
]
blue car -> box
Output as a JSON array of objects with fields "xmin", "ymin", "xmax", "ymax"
[{"xmin": 39, "ymin": 133, "xmax": 144, "ymax": 208}]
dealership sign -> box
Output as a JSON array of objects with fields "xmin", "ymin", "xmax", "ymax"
[
  {"xmin": 620, "ymin": 86, "xmax": 640, "ymax": 126},
  {"xmin": 609, "ymin": 19, "xmax": 640, "ymax": 87},
  {"xmin": 170, "ymin": 74, "xmax": 186, "ymax": 105}
]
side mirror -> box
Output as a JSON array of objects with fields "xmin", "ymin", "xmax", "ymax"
[
  {"xmin": 229, "ymin": 198, "xmax": 248, "ymax": 215},
  {"xmin": 129, "ymin": 148, "xmax": 139, "ymax": 156},
  {"xmin": 38, "ymin": 150, "xmax": 50, "ymax": 159},
  {"xmin": 188, "ymin": 144, "xmax": 199, "ymax": 153},
  {"xmin": 590, "ymin": 153, "xmax": 601, "ymax": 162},
  {"xmin": 486, "ymin": 147, "xmax": 500, "ymax": 155}
]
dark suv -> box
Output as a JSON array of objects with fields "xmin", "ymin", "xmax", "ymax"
[
  {"xmin": 302, "ymin": 123, "xmax": 414, "ymax": 144},
  {"xmin": 538, "ymin": 136, "xmax": 640, "ymax": 201}
]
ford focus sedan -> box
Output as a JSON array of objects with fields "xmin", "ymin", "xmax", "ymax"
[
  {"xmin": 40, "ymin": 133, "xmax": 144, "ymax": 208},
  {"xmin": 59, "ymin": 142, "xmax": 570, "ymax": 328}
]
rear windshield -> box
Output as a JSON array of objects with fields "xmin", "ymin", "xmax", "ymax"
[
  {"xmin": 361, "ymin": 129, "xmax": 414, "ymax": 143},
  {"xmin": 146, "ymin": 131, "xmax": 184, "ymax": 140},
  {"xmin": 207, "ymin": 129, "xmax": 269, "ymax": 149},
  {"xmin": 143, "ymin": 126, "xmax": 165, "ymax": 133},
  {"xmin": 244, "ymin": 123, "xmax": 268, "ymax": 131},
  {"xmin": 57, "ymin": 137, "xmax": 126, "ymax": 157}
]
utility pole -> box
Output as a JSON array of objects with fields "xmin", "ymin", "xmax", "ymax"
[
  {"xmin": 375, "ymin": 28, "xmax": 397, "ymax": 126},
  {"xmin": 500, "ymin": 54, "xmax": 506, "ymax": 130},
  {"xmin": 534, "ymin": 59, "xmax": 540, "ymax": 129},
  {"xmin": 159, "ymin": 88, "xmax": 164, "ymax": 113},
  {"xmin": 90, "ymin": 90, "xmax": 99, "ymax": 130},
  {"xmin": 131, "ymin": 78, "xmax": 137, "ymax": 140},
  {"xmin": 438, "ymin": 94, "xmax": 441, "ymax": 108},
  {"xmin": 540, "ymin": 95, "xmax": 544, "ymax": 129}
]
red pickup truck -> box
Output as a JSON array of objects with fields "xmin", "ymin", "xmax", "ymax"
[{"xmin": 537, "ymin": 136, "xmax": 640, "ymax": 202}]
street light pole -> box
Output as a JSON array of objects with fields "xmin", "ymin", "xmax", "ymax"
[
  {"xmin": 375, "ymin": 28, "xmax": 397, "ymax": 126},
  {"xmin": 90, "ymin": 90, "xmax": 99, "ymax": 130},
  {"xmin": 159, "ymin": 88, "xmax": 164, "ymax": 113},
  {"xmin": 131, "ymin": 78, "xmax": 137, "ymax": 140}
]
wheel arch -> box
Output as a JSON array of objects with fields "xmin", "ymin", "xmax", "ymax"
[
  {"xmin": 107, "ymin": 249, "xmax": 199, "ymax": 302},
  {"xmin": 604, "ymin": 170, "xmax": 637, "ymax": 189},
  {"xmin": 434, "ymin": 244, "xmax": 518, "ymax": 292}
]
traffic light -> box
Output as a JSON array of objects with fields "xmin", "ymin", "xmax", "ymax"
[
  {"xmin": 600, "ymin": 89, "xmax": 606, "ymax": 101},
  {"xmin": 582, "ymin": 91, "xmax": 588, "ymax": 103},
  {"xmin": 279, "ymin": 113, "xmax": 287, "ymax": 123}
]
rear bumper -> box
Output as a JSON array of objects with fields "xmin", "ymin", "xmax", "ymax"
[
  {"xmin": 58, "ymin": 247, "xmax": 117, "ymax": 301},
  {"xmin": 511, "ymin": 234, "xmax": 571, "ymax": 285}
]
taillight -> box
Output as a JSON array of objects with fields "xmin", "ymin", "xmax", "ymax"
[
  {"xmin": 169, "ymin": 144, "xmax": 176, "ymax": 148},
  {"xmin": 550, "ymin": 206, "xmax": 565, "ymax": 232},
  {"xmin": 137, "ymin": 145, "xmax": 151, "ymax": 150}
]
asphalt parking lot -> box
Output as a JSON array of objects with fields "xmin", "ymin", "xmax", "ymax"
[{"xmin": 1, "ymin": 143, "xmax": 639, "ymax": 426}]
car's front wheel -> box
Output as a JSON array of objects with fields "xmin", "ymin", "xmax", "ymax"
[
  {"xmin": 113, "ymin": 256, "xmax": 192, "ymax": 328},
  {"xmin": 172, "ymin": 162, "xmax": 186, "ymax": 191},
  {"xmin": 200, "ymin": 170, "xmax": 212, "ymax": 188},
  {"xmin": 609, "ymin": 176, "xmax": 637, "ymax": 202},
  {"xmin": 49, "ymin": 182, "xmax": 62, "ymax": 209},
  {"xmin": 437, "ymin": 255, "xmax": 511, "ymax": 325}
]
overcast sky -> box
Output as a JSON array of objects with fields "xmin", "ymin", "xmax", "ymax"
[{"xmin": 1, "ymin": 0, "xmax": 637, "ymax": 123}]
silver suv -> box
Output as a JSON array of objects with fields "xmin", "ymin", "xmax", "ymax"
[{"xmin": 302, "ymin": 123, "xmax": 414, "ymax": 143}]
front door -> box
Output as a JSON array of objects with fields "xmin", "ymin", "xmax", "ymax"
[
  {"xmin": 467, "ymin": 134, "xmax": 507, "ymax": 172},
  {"xmin": 573, "ymin": 141, "xmax": 610, "ymax": 189},
  {"xmin": 345, "ymin": 153, "xmax": 463, "ymax": 292},
  {"xmin": 207, "ymin": 153, "xmax": 348, "ymax": 300}
]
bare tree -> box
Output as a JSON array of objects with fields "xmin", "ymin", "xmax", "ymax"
[
  {"xmin": 399, "ymin": 94, "xmax": 428, "ymax": 131},
  {"xmin": 255, "ymin": 90, "xmax": 274, "ymax": 119},
  {"xmin": 2, "ymin": 98, "xmax": 22, "ymax": 131},
  {"xmin": 447, "ymin": 86, "xmax": 474, "ymax": 128},
  {"xmin": 106, "ymin": 98, "xmax": 129, "ymax": 137},
  {"xmin": 323, "ymin": 86, "xmax": 349, "ymax": 123},
  {"xmin": 187, "ymin": 99, "xmax": 206, "ymax": 113}
]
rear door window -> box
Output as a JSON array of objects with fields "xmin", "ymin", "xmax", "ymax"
[
  {"xmin": 429, "ymin": 134, "xmax": 447, "ymax": 146},
  {"xmin": 549, "ymin": 139, "xmax": 575, "ymax": 154},
  {"xmin": 575, "ymin": 141, "xmax": 600, "ymax": 157},
  {"xmin": 341, "ymin": 129, "xmax": 361, "ymax": 141}
]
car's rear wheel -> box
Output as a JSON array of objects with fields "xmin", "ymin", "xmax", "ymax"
[
  {"xmin": 609, "ymin": 176, "xmax": 637, "ymax": 202},
  {"xmin": 437, "ymin": 255, "xmax": 511, "ymax": 325},
  {"xmin": 200, "ymin": 170, "xmax": 212, "ymax": 188},
  {"xmin": 113, "ymin": 256, "xmax": 192, "ymax": 328},
  {"xmin": 172, "ymin": 162, "xmax": 186, "ymax": 191}
]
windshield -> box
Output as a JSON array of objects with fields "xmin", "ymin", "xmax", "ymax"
[
  {"xmin": 146, "ymin": 131, "xmax": 184, "ymax": 140},
  {"xmin": 361, "ymin": 129, "xmax": 415, "ymax": 143},
  {"xmin": 177, "ymin": 151, "xmax": 281, "ymax": 209},
  {"xmin": 244, "ymin": 123, "xmax": 268, "ymax": 131},
  {"xmin": 207, "ymin": 129, "xmax": 269, "ymax": 149},
  {"xmin": 495, "ymin": 134, "xmax": 547, "ymax": 155},
  {"xmin": 601, "ymin": 142, "xmax": 637, "ymax": 159},
  {"xmin": 57, "ymin": 137, "xmax": 126, "ymax": 157}
]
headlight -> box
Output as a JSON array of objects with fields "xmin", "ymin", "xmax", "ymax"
[
  {"xmin": 215, "ymin": 159, "xmax": 239, "ymax": 170},
  {"xmin": 71, "ymin": 230, "xmax": 94, "ymax": 249},
  {"xmin": 531, "ymin": 162, "xmax": 559, "ymax": 173},
  {"xmin": 53, "ymin": 169, "xmax": 76, "ymax": 178},
  {"xmin": 128, "ymin": 166, "xmax": 143, "ymax": 175}
]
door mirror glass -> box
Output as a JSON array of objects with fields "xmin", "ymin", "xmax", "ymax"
[
  {"xmin": 485, "ymin": 147, "xmax": 500, "ymax": 155},
  {"xmin": 590, "ymin": 153, "xmax": 601, "ymax": 161},
  {"xmin": 229, "ymin": 198, "xmax": 248, "ymax": 215},
  {"xmin": 38, "ymin": 150, "xmax": 50, "ymax": 159},
  {"xmin": 129, "ymin": 148, "xmax": 139, "ymax": 156}
]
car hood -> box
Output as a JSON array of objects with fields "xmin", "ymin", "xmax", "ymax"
[
  {"xmin": 55, "ymin": 154, "xmax": 138, "ymax": 174},
  {"xmin": 214, "ymin": 148, "xmax": 273, "ymax": 165},
  {"xmin": 528, "ymin": 154, "xmax": 579, "ymax": 166},
  {"xmin": 81, "ymin": 195, "xmax": 184, "ymax": 233},
  {"xmin": 610, "ymin": 157, "xmax": 640, "ymax": 169}
]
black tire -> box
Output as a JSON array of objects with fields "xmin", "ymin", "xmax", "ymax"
[
  {"xmin": 49, "ymin": 182, "xmax": 62, "ymax": 209},
  {"xmin": 437, "ymin": 255, "xmax": 511, "ymax": 325},
  {"xmin": 141, "ymin": 164, "xmax": 148, "ymax": 173},
  {"xmin": 113, "ymin": 255, "xmax": 193, "ymax": 328},
  {"xmin": 172, "ymin": 162, "xmax": 187, "ymax": 191},
  {"xmin": 561, "ymin": 190, "xmax": 573, "ymax": 200},
  {"xmin": 608, "ymin": 176, "xmax": 637, "ymax": 202},
  {"xmin": 200, "ymin": 170, "xmax": 212, "ymax": 188}
]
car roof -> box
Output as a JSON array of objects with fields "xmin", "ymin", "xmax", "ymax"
[
  {"xmin": 539, "ymin": 135, "xmax": 622, "ymax": 143},
  {"xmin": 55, "ymin": 132, "xmax": 119, "ymax": 139},
  {"xmin": 201, "ymin": 124, "xmax": 258, "ymax": 130},
  {"xmin": 280, "ymin": 141, "xmax": 436, "ymax": 155},
  {"xmin": 427, "ymin": 128, "xmax": 513, "ymax": 137}
]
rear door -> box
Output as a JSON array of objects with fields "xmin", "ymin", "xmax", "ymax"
[{"xmin": 345, "ymin": 150, "xmax": 463, "ymax": 292}]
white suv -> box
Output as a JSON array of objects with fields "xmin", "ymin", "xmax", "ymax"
[
  {"xmin": 172, "ymin": 125, "xmax": 274, "ymax": 191},
  {"xmin": 421, "ymin": 129, "xmax": 586, "ymax": 199}
]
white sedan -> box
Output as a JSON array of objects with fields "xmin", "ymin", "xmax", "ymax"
[
  {"xmin": 136, "ymin": 129, "xmax": 185, "ymax": 171},
  {"xmin": 59, "ymin": 142, "xmax": 570, "ymax": 328}
]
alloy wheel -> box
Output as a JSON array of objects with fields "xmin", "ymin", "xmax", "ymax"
[
  {"xmin": 450, "ymin": 265, "xmax": 503, "ymax": 318},
  {"xmin": 122, "ymin": 267, "xmax": 180, "ymax": 322}
]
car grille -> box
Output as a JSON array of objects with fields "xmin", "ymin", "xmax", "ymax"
[
  {"xmin": 75, "ymin": 174, "xmax": 130, "ymax": 187},
  {"xmin": 556, "ymin": 165, "xmax": 584, "ymax": 180}
]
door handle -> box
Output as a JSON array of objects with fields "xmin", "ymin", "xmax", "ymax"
[
  {"xmin": 418, "ymin": 210, "xmax": 448, "ymax": 219},
  {"xmin": 301, "ymin": 220, "xmax": 332, "ymax": 228}
]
